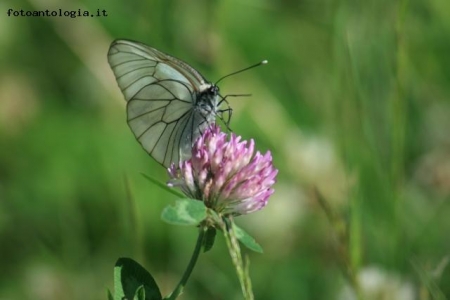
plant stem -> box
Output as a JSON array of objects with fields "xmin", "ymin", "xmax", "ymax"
[
  {"xmin": 220, "ymin": 218, "xmax": 254, "ymax": 300},
  {"xmin": 166, "ymin": 226, "xmax": 206, "ymax": 300}
]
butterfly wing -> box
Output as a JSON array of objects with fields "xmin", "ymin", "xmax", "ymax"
[{"xmin": 107, "ymin": 39, "xmax": 212, "ymax": 167}]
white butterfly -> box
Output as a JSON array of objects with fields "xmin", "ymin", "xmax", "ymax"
[
  {"xmin": 108, "ymin": 39, "xmax": 266, "ymax": 167},
  {"xmin": 108, "ymin": 39, "xmax": 225, "ymax": 168}
]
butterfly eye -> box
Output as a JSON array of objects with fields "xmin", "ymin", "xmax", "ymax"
[{"xmin": 210, "ymin": 85, "xmax": 219, "ymax": 94}]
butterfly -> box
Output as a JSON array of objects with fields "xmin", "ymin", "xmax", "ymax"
[{"xmin": 107, "ymin": 39, "xmax": 266, "ymax": 167}]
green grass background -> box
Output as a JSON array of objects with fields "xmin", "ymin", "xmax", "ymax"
[{"xmin": 1, "ymin": 0, "xmax": 450, "ymax": 299}]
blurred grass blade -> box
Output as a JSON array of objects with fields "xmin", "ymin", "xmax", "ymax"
[
  {"xmin": 123, "ymin": 174, "xmax": 142, "ymax": 258},
  {"xmin": 411, "ymin": 258, "xmax": 447, "ymax": 300},
  {"xmin": 141, "ymin": 173, "xmax": 184, "ymax": 198}
]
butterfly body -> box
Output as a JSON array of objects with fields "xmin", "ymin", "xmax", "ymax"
[
  {"xmin": 108, "ymin": 39, "xmax": 221, "ymax": 167},
  {"xmin": 193, "ymin": 84, "xmax": 220, "ymax": 120}
]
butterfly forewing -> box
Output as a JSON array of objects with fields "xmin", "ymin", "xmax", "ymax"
[
  {"xmin": 108, "ymin": 40, "xmax": 206, "ymax": 89},
  {"xmin": 107, "ymin": 39, "xmax": 218, "ymax": 167}
]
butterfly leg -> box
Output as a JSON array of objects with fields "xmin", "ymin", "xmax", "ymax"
[{"xmin": 217, "ymin": 108, "xmax": 233, "ymax": 131}]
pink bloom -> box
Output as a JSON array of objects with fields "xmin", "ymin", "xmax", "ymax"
[{"xmin": 168, "ymin": 125, "xmax": 277, "ymax": 216}]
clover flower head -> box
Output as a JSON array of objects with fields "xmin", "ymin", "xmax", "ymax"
[{"xmin": 168, "ymin": 125, "xmax": 277, "ymax": 216}]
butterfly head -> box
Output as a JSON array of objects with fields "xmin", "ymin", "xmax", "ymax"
[
  {"xmin": 196, "ymin": 84, "xmax": 220, "ymax": 109},
  {"xmin": 207, "ymin": 84, "xmax": 220, "ymax": 95}
]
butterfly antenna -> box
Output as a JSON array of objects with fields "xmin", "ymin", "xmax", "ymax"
[{"xmin": 215, "ymin": 60, "xmax": 268, "ymax": 85}]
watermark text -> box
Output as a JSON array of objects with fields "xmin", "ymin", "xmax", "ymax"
[{"xmin": 7, "ymin": 8, "xmax": 108, "ymax": 18}]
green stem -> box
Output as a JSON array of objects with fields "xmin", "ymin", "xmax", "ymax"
[
  {"xmin": 166, "ymin": 226, "xmax": 206, "ymax": 300},
  {"xmin": 221, "ymin": 218, "xmax": 254, "ymax": 300}
]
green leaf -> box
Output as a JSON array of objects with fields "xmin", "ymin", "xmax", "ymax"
[
  {"xmin": 107, "ymin": 289, "xmax": 114, "ymax": 300},
  {"xmin": 203, "ymin": 227, "xmax": 216, "ymax": 252},
  {"xmin": 161, "ymin": 199, "xmax": 207, "ymax": 226},
  {"xmin": 141, "ymin": 173, "xmax": 184, "ymax": 198},
  {"xmin": 134, "ymin": 286, "xmax": 146, "ymax": 300},
  {"xmin": 114, "ymin": 257, "xmax": 162, "ymax": 300},
  {"xmin": 233, "ymin": 224, "xmax": 263, "ymax": 253}
]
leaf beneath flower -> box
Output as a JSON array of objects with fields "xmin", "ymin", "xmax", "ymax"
[
  {"xmin": 161, "ymin": 199, "xmax": 207, "ymax": 226},
  {"xmin": 233, "ymin": 224, "xmax": 264, "ymax": 253},
  {"xmin": 203, "ymin": 227, "xmax": 217, "ymax": 252}
]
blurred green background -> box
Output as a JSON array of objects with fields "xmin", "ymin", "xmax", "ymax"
[{"xmin": 1, "ymin": 0, "xmax": 450, "ymax": 299}]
